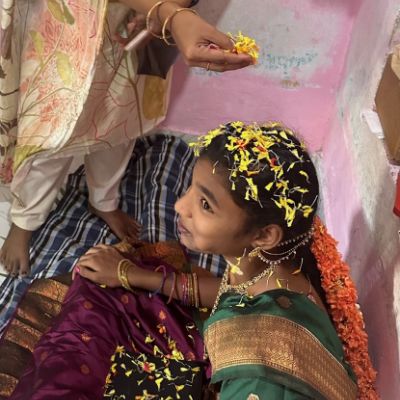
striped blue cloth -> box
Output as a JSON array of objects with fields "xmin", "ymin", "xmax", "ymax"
[{"xmin": 0, "ymin": 134, "xmax": 226, "ymax": 334}]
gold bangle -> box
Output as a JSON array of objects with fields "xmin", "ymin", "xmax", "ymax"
[
  {"xmin": 146, "ymin": 1, "xmax": 166, "ymax": 39},
  {"xmin": 162, "ymin": 8, "xmax": 198, "ymax": 46},
  {"xmin": 167, "ymin": 272, "xmax": 177, "ymax": 304},
  {"xmin": 117, "ymin": 259, "xmax": 135, "ymax": 292},
  {"xmin": 193, "ymin": 272, "xmax": 200, "ymax": 308}
]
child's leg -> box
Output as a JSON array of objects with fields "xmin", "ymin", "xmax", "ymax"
[
  {"xmin": 0, "ymin": 156, "xmax": 73, "ymax": 277},
  {"xmin": 85, "ymin": 140, "xmax": 139, "ymax": 240}
]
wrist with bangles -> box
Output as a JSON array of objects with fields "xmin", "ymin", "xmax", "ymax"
[
  {"xmin": 117, "ymin": 259, "xmax": 135, "ymax": 292},
  {"xmin": 146, "ymin": 1, "xmax": 199, "ymax": 45},
  {"xmin": 165, "ymin": 271, "xmax": 200, "ymax": 308},
  {"xmin": 117, "ymin": 258, "xmax": 201, "ymax": 308}
]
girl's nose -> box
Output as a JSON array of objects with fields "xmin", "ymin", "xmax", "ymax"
[{"xmin": 175, "ymin": 187, "xmax": 192, "ymax": 218}]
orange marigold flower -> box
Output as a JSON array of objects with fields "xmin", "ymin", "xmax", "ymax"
[{"xmin": 311, "ymin": 217, "xmax": 379, "ymax": 400}]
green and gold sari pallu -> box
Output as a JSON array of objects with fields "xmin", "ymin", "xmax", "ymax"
[{"xmin": 204, "ymin": 289, "xmax": 357, "ymax": 400}]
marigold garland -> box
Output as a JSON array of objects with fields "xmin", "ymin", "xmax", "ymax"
[{"xmin": 311, "ymin": 217, "xmax": 379, "ymax": 400}]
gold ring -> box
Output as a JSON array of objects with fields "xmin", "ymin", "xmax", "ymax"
[{"xmin": 206, "ymin": 62, "xmax": 211, "ymax": 71}]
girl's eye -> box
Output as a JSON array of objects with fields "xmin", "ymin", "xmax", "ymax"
[{"xmin": 201, "ymin": 198, "xmax": 212, "ymax": 211}]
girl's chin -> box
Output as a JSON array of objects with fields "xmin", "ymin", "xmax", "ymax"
[
  {"xmin": 178, "ymin": 235, "xmax": 206, "ymax": 254},
  {"xmin": 178, "ymin": 236, "xmax": 197, "ymax": 252}
]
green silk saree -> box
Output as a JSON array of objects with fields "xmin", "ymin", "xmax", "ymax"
[{"xmin": 204, "ymin": 289, "xmax": 357, "ymax": 400}]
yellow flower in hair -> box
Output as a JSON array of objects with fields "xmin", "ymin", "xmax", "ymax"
[
  {"xmin": 271, "ymin": 164, "xmax": 284, "ymax": 178},
  {"xmin": 301, "ymin": 205, "xmax": 314, "ymax": 217},
  {"xmin": 299, "ymin": 170, "xmax": 310, "ymax": 182},
  {"xmin": 294, "ymin": 186, "xmax": 309, "ymax": 194},
  {"xmin": 276, "ymin": 179, "xmax": 289, "ymax": 194},
  {"xmin": 229, "ymin": 31, "xmax": 260, "ymax": 62},
  {"xmin": 190, "ymin": 121, "xmax": 315, "ymax": 227},
  {"xmin": 274, "ymin": 197, "xmax": 296, "ymax": 227},
  {"xmin": 231, "ymin": 121, "xmax": 246, "ymax": 131},
  {"xmin": 245, "ymin": 177, "xmax": 258, "ymax": 201},
  {"xmin": 290, "ymin": 148, "xmax": 302, "ymax": 160},
  {"xmin": 265, "ymin": 181, "xmax": 274, "ymax": 191},
  {"xmin": 189, "ymin": 126, "xmax": 224, "ymax": 156}
]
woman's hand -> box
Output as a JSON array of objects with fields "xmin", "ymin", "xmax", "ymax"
[
  {"xmin": 164, "ymin": 4, "xmax": 254, "ymax": 72},
  {"xmin": 76, "ymin": 244, "xmax": 133, "ymax": 287},
  {"xmin": 119, "ymin": 1, "xmax": 255, "ymax": 71}
]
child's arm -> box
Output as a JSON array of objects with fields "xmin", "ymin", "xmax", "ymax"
[
  {"xmin": 77, "ymin": 244, "xmax": 221, "ymax": 308},
  {"xmin": 127, "ymin": 265, "xmax": 221, "ymax": 309}
]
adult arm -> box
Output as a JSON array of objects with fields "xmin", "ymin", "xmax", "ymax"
[{"xmin": 118, "ymin": 0, "xmax": 254, "ymax": 71}]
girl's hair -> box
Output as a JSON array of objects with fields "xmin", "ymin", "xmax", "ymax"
[{"xmin": 196, "ymin": 122, "xmax": 325, "ymax": 302}]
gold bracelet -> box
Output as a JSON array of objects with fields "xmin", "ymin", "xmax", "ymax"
[
  {"xmin": 117, "ymin": 259, "xmax": 135, "ymax": 292},
  {"xmin": 161, "ymin": 8, "xmax": 198, "ymax": 46},
  {"xmin": 146, "ymin": 1, "xmax": 166, "ymax": 39},
  {"xmin": 193, "ymin": 272, "xmax": 200, "ymax": 308}
]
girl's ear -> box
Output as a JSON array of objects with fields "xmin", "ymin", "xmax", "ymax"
[{"xmin": 250, "ymin": 224, "xmax": 283, "ymax": 251}]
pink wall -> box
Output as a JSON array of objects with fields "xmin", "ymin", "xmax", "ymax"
[
  {"xmin": 162, "ymin": 0, "xmax": 358, "ymax": 151},
  {"xmin": 164, "ymin": 62, "xmax": 337, "ymax": 150},
  {"xmin": 321, "ymin": 0, "xmax": 400, "ymax": 397}
]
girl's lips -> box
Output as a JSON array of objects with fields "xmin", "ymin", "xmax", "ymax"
[{"xmin": 177, "ymin": 220, "xmax": 190, "ymax": 235}]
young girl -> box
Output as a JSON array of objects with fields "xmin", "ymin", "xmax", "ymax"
[{"xmin": 6, "ymin": 123, "xmax": 377, "ymax": 399}]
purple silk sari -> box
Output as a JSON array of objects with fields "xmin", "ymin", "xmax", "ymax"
[{"xmin": 8, "ymin": 242, "xmax": 208, "ymax": 399}]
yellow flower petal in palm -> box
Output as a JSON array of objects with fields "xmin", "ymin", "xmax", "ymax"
[{"xmin": 229, "ymin": 31, "xmax": 260, "ymax": 62}]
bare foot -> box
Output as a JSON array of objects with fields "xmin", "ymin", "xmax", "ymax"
[
  {"xmin": 89, "ymin": 205, "xmax": 140, "ymax": 241},
  {"xmin": 0, "ymin": 224, "xmax": 33, "ymax": 277}
]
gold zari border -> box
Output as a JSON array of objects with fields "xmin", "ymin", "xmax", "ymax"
[
  {"xmin": 0, "ymin": 373, "xmax": 18, "ymax": 397},
  {"xmin": 204, "ymin": 314, "xmax": 357, "ymax": 400},
  {"xmin": 0, "ymin": 278, "xmax": 70, "ymax": 396}
]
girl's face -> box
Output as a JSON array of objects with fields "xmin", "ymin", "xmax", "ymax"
[{"xmin": 175, "ymin": 158, "xmax": 256, "ymax": 258}]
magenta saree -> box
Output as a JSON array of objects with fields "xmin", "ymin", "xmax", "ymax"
[{"xmin": 4, "ymin": 242, "xmax": 208, "ymax": 399}]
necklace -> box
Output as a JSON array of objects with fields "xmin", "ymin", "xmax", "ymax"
[{"xmin": 210, "ymin": 262, "xmax": 275, "ymax": 316}]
